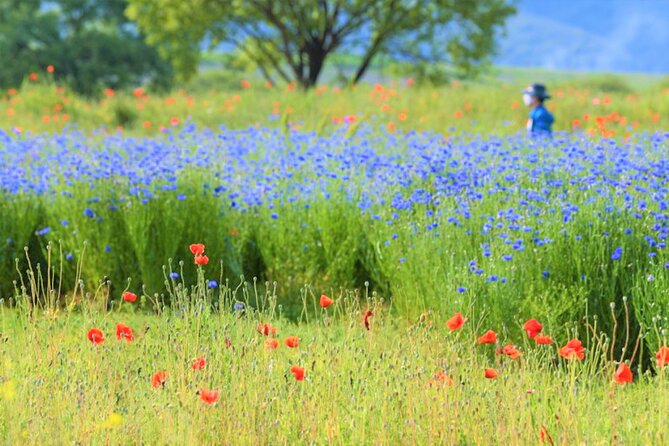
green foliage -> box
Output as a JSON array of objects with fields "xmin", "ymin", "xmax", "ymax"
[
  {"xmin": 569, "ymin": 74, "xmax": 633, "ymax": 94},
  {"xmin": 126, "ymin": 0, "xmax": 516, "ymax": 88},
  {"xmin": 0, "ymin": 0, "xmax": 173, "ymax": 96},
  {"xmin": 0, "ymin": 1, "xmax": 60, "ymax": 87},
  {"xmin": 111, "ymin": 101, "xmax": 139, "ymax": 128}
]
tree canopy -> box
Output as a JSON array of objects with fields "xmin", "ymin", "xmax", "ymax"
[
  {"xmin": 0, "ymin": 0, "xmax": 173, "ymax": 95},
  {"xmin": 126, "ymin": 0, "xmax": 516, "ymax": 88}
]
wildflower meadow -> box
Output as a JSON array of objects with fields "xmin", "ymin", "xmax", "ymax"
[{"xmin": 1, "ymin": 75, "xmax": 669, "ymax": 444}]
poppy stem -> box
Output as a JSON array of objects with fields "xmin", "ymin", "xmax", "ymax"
[
  {"xmin": 621, "ymin": 296, "xmax": 630, "ymax": 364},
  {"xmin": 628, "ymin": 331, "xmax": 642, "ymax": 368},
  {"xmin": 609, "ymin": 303, "xmax": 617, "ymax": 364}
]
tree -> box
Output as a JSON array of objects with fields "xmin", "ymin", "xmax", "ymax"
[
  {"xmin": 126, "ymin": 0, "xmax": 516, "ymax": 89},
  {"xmin": 0, "ymin": 0, "xmax": 173, "ymax": 96}
]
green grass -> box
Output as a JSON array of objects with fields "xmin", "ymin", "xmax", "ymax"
[{"xmin": 0, "ymin": 265, "xmax": 667, "ymax": 444}]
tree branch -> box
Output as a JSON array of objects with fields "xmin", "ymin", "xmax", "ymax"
[{"xmin": 238, "ymin": 22, "xmax": 293, "ymax": 83}]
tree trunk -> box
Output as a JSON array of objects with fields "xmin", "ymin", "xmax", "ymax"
[
  {"xmin": 353, "ymin": 36, "xmax": 385, "ymax": 85},
  {"xmin": 295, "ymin": 45, "xmax": 327, "ymax": 89},
  {"xmin": 306, "ymin": 46, "xmax": 326, "ymax": 88}
]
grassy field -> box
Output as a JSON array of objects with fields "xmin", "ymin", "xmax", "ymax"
[
  {"xmin": 2, "ymin": 69, "xmax": 668, "ymax": 137},
  {"xmin": 1, "ymin": 262, "xmax": 668, "ymax": 444},
  {"xmin": 2, "ymin": 71, "xmax": 669, "ymax": 443}
]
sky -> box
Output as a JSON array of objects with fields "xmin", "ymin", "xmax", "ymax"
[{"xmin": 495, "ymin": 0, "xmax": 669, "ymax": 73}]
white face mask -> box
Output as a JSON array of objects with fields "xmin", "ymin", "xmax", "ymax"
[{"xmin": 523, "ymin": 93, "xmax": 533, "ymax": 106}]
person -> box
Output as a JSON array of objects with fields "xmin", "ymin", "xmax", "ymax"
[{"xmin": 523, "ymin": 83, "xmax": 554, "ymax": 136}]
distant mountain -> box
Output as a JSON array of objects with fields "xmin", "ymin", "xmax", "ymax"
[{"xmin": 496, "ymin": 0, "xmax": 669, "ymax": 74}]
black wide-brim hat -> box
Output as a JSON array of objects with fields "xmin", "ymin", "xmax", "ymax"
[{"xmin": 522, "ymin": 83, "xmax": 551, "ymax": 99}]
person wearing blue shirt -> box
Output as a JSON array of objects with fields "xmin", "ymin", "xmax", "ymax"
[{"xmin": 523, "ymin": 83, "xmax": 554, "ymax": 136}]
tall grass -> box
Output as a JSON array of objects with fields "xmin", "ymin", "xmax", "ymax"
[
  {"xmin": 2, "ymin": 128, "xmax": 669, "ymax": 364},
  {"xmin": 0, "ymin": 252, "xmax": 667, "ymax": 444}
]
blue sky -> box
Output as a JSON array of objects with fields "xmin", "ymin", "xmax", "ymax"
[{"xmin": 495, "ymin": 0, "xmax": 669, "ymax": 73}]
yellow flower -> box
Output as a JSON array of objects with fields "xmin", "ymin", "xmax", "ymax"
[
  {"xmin": 101, "ymin": 413, "xmax": 123, "ymax": 429},
  {"xmin": 0, "ymin": 381, "xmax": 16, "ymax": 400}
]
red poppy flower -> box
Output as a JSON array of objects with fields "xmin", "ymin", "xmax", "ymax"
[
  {"xmin": 656, "ymin": 346, "xmax": 669, "ymax": 368},
  {"xmin": 115, "ymin": 323, "xmax": 134, "ymax": 342},
  {"xmin": 534, "ymin": 335, "xmax": 553, "ymax": 345},
  {"xmin": 502, "ymin": 344, "xmax": 521, "ymax": 360},
  {"xmin": 319, "ymin": 294, "xmax": 333, "ymax": 308},
  {"xmin": 484, "ymin": 368, "xmax": 498, "ymax": 379},
  {"xmin": 87, "ymin": 328, "xmax": 104, "ymax": 345},
  {"xmin": 122, "ymin": 291, "xmax": 137, "ymax": 303},
  {"xmin": 523, "ymin": 318, "xmax": 542, "ymax": 338},
  {"xmin": 46, "ymin": 65, "xmax": 55, "ymax": 73},
  {"xmin": 284, "ymin": 336, "xmax": 299, "ymax": 348},
  {"xmin": 189, "ymin": 244, "xmax": 205, "ymax": 256},
  {"xmin": 151, "ymin": 371, "xmax": 167, "ymax": 388},
  {"xmin": 290, "ymin": 365, "xmax": 305, "ymax": 381},
  {"xmin": 169, "ymin": 117, "xmax": 180, "ymax": 126},
  {"xmin": 194, "ymin": 254, "xmax": 209, "ymax": 265},
  {"xmin": 265, "ymin": 338, "xmax": 279, "ymax": 349},
  {"xmin": 428, "ymin": 371, "xmax": 453, "ymax": 388},
  {"xmin": 199, "ymin": 388, "xmax": 219, "ymax": 404},
  {"xmin": 29, "ymin": 73, "xmax": 38, "ymax": 82},
  {"xmin": 477, "ymin": 330, "xmax": 497, "ymax": 344},
  {"xmin": 446, "ymin": 312, "xmax": 466, "ymax": 331},
  {"xmin": 558, "ymin": 339, "xmax": 585, "ymax": 360},
  {"xmin": 363, "ymin": 309, "xmax": 373, "ymax": 331},
  {"xmin": 257, "ymin": 323, "xmax": 277, "ymax": 336},
  {"xmin": 614, "ymin": 362, "xmax": 633, "ymax": 384},
  {"xmin": 192, "ymin": 357, "xmax": 206, "ymax": 370}
]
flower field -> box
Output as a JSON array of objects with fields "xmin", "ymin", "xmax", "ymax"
[
  {"xmin": 2, "ymin": 75, "xmax": 669, "ymax": 137},
  {"xmin": 1, "ymin": 266, "xmax": 669, "ymax": 444},
  {"xmin": 1, "ymin": 79, "xmax": 669, "ymax": 443}
]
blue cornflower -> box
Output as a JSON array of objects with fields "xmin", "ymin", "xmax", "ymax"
[
  {"xmin": 611, "ymin": 247, "xmax": 622, "ymax": 261},
  {"xmin": 36, "ymin": 227, "xmax": 51, "ymax": 236},
  {"xmin": 169, "ymin": 272, "xmax": 179, "ymax": 279},
  {"xmin": 208, "ymin": 280, "xmax": 218, "ymax": 288}
]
